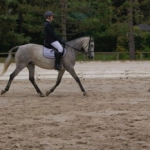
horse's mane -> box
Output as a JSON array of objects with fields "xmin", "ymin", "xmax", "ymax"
[{"xmin": 67, "ymin": 36, "xmax": 91, "ymax": 44}]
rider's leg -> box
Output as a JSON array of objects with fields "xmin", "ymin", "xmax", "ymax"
[
  {"xmin": 54, "ymin": 52, "xmax": 63, "ymax": 70},
  {"xmin": 51, "ymin": 41, "xmax": 63, "ymax": 70}
]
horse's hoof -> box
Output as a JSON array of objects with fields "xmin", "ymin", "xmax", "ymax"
[
  {"xmin": 1, "ymin": 90, "xmax": 5, "ymax": 95},
  {"xmin": 46, "ymin": 91, "xmax": 50, "ymax": 96},
  {"xmin": 40, "ymin": 93, "xmax": 45, "ymax": 97},
  {"xmin": 83, "ymin": 92, "xmax": 87, "ymax": 96}
]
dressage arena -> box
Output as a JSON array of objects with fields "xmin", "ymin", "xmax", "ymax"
[{"xmin": 0, "ymin": 61, "xmax": 150, "ymax": 150}]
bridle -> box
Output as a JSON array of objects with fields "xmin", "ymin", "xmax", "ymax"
[
  {"xmin": 83, "ymin": 37, "xmax": 94, "ymax": 56},
  {"xmin": 65, "ymin": 37, "xmax": 94, "ymax": 55}
]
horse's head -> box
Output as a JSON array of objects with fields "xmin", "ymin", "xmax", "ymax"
[{"xmin": 82, "ymin": 37, "xmax": 94, "ymax": 59}]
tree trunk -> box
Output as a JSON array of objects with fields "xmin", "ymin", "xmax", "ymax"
[
  {"xmin": 18, "ymin": 12, "xmax": 23, "ymax": 33},
  {"xmin": 60, "ymin": 0, "xmax": 67, "ymax": 41},
  {"xmin": 128, "ymin": 0, "xmax": 135, "ymax": 60}
]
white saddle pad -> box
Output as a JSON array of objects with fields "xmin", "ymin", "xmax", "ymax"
[{"xmin": 43, "ymin": 47, "xmax": 66, "ymax": 59}]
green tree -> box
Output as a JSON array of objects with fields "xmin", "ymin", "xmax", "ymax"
[
  {"xmin": 1, "ymin": 0, "xmax": 150, "ymax": 54},
  {"xmin": 0, "ymin": 0, "xmax": 32, "ymax": 51},
  {"xmin": 65, "ymin": 0, "xmax": 114, "ymax": 51},
  {"xmin": 111, "ymin": 0, "xmax": 150, "ymax": 57}
]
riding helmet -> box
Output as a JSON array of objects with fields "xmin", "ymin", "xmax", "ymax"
[{"xmin": 44, "ymin": 11, "xmax": 54, "ymax": 18}]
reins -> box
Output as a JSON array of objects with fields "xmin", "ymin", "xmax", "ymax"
[
  {"xmin": 64, "ymin": 37, "xmax": 94, "ymax": 55},
  {"xmin": 65, "ymin": 43, "xmax": 85, "ymax": 54}
]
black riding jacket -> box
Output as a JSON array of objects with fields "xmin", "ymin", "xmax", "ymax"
[{"xmin": 44, "ymin": 20, "xmax": 62, "ymax": 45}]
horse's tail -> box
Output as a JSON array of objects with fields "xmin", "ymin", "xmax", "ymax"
[{"xmin": 1, "ymin": 46, "xmax": 19, "ymax": 75}]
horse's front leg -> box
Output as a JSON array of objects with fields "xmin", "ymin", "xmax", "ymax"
[
  {"xmin": 46, "ymin": 69, "xmax": 65, "ymax": 96},
  {"xmin": 67, "ymin": 68, "xmax": 87, "ymax": 96}
]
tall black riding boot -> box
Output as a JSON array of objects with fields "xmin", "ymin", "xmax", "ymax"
[{"xmin": 54, "ymin": 52, "xmax": 63, "ymax": 70}]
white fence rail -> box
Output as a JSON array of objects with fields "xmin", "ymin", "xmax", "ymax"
[
  {"xmin": 1, "ymin": 52, "xmax": 150, "ymax": 60},
  {"xmin": 1, "ymin": 69, "xmax": 150, "ymax": 80}
]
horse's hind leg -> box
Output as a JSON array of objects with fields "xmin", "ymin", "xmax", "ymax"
[
  {"xmin": 1, "ymin": 64, "xmax": 26, "ymax": 95},
  {"xmin": 46, "ymin": 69, "xmax": 65, "ymax": 96},
  {"xmin": 67, "ymin": 68, "xmax": 87, "ymax": 96},
  {"xmin": 27, "ymin": 63, "xmax": 44, "ymax": 97}
]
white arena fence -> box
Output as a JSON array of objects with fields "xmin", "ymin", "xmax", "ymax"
[
  {"xmin": 1, "ymin": 70, "xmax": 150, "ymax": 80},
  {"xmin": 1, "ymin": 52, "xmax": 150, "ymax": 80},
  {"xmin": 1, "ymin": 52, "xmax": 150, "ymax": 61}
]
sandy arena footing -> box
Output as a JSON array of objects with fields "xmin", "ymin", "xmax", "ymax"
[
  {"xmin": 0, "ymin": 61, "xmax": 150, "ymax": 150},
  {"xmin": 1, "ymin": 61, "xmax": 150, "ymax": 80}
]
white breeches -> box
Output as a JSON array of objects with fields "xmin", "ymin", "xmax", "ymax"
[{"xmin": 51, "ymin": 41, "xmax": 63, "ymax": 53}]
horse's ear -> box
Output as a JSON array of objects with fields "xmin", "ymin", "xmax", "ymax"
[{"xmin": 89, "ymin": 36, "xmax": 94, "ymax": 42}]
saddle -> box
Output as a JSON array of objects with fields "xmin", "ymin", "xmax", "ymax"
[{"xmin": 43, "ymin": 46, "xmax": 66, "ymax": 59}]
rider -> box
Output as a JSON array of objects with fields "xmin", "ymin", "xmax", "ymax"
[{"xmin": 43, "ymin": 11, "xmax": 65, "ymax": 70}]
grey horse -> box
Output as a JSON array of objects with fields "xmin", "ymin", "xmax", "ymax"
[{"xmin": 1, "ymin": 36, "xmax": 94, "ymax": 97}]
